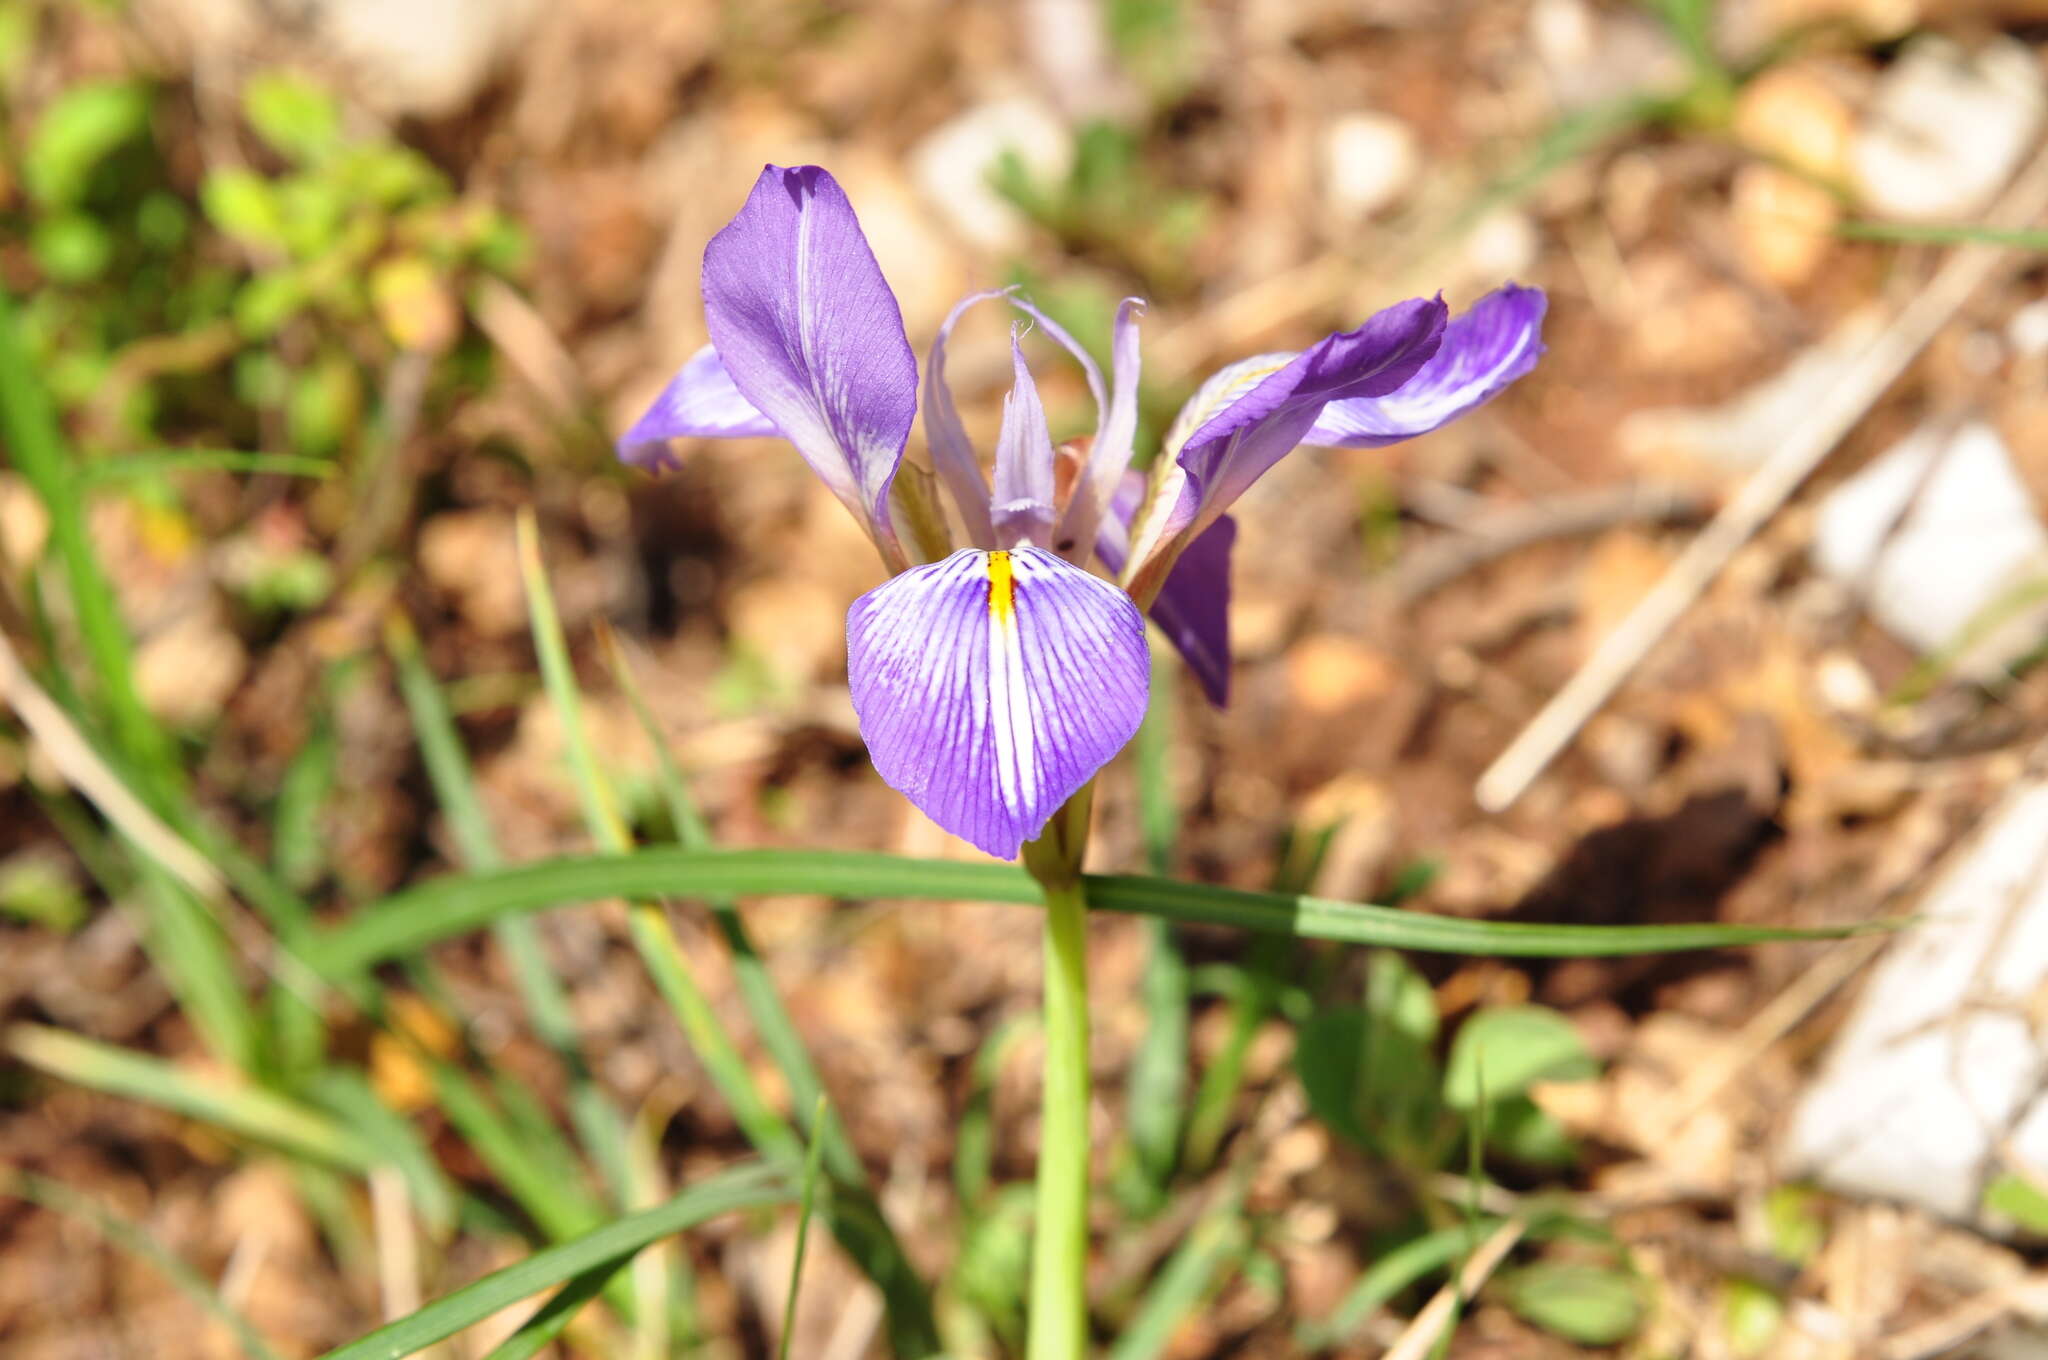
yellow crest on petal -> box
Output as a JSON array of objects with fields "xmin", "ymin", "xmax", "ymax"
[{"xmin": 987, "ymin": 549, "xmax": 1015, "ymax": 624}]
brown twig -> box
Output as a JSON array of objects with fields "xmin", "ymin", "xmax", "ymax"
[
  {"xmin": 1381, "ymin": 1216, "xmax": 1528, "ymax": 1360},
  {"xmin": 1389, "ymin": 482, "xmax": 1712, "ymax": 604}
]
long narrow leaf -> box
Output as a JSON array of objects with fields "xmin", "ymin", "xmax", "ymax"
[
  {"xmin": 1838, "ymin": 220, "xmax": 2048, "ymax": 251},
  {"xmin": 476, "ymin": 1263, "xmax": 619, "ymax": 1360},
  {"xmin": 320, "ymin": 848, "xmax": 1885, "ymax": 974},
  {"xmin": 8, "ymin": 1024, "xmax": 374, "ymax": 1169},
  {"xmin": 1108, "ymin": 1195, "xmax": 1248, "ymax": 1360},
  {"xmin": 80, "ymin": 449, "xmax": 337, "ymax": 483},
  {"xmin": 514, "ymin": 513, "xmax": 796, "ymax": 1165},
  {"xmin": 387, "ymin": 611, "xmax": 637, "ymax": 1208},
  {"xmin": 315, "ymin": 1163, "xmax": 790, "ymax": 1360}
]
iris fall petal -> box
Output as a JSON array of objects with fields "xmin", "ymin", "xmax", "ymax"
[{"xmin": 846, "ymin": 546, "xmax": 1149, "ymax": 858}]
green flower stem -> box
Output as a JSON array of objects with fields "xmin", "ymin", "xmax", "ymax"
[
  {"xmin": 1030, "ymin": 874, "xmax": 1091, "ymax": 1360},
  {"xmin": 1024, "ymin": 788, "xmax": 1097, "ymax": 1359}
]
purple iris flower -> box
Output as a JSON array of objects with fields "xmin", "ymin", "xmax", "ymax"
[{"xmin": 620, "ymin": 164, "xmax": 1546, "ymax": 859}]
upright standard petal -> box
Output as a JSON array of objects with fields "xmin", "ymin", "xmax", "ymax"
[
  {"xmin": 923, "ymin": 289, "xmax": 1003, "ymax": 547},
  {"xmin": 1304, "ymin": 285, "xmax": 1547, "ymax": 448},
  {"xmin": 618, "ymin": 344, "xmax": 781, "ymax": 470},
  {"xmin": 702, "ymin": 165, "xmax": 919, "ymax": 560},
  {"xmin": 1123, "ymin": 296, "xmax": 1446, "ymax": 603},
  {"xmin": 991, "ymin": 328, "xmax": 1057, "ymax": 549},
  {"xmin": 847, "ymin": 546, "xmax": 1149, "ymax": 859},
  {"xmin": 1053, "ymin": 298, "xmax": 1145, "ymax": 563}
]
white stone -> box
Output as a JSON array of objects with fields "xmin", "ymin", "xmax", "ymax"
[
  {"xmin": 1852, "ymin": 35, "xmax": 2046, "ymax": 223},
  {"xmin": 1784, "ymin": 779, "xmax": 2048, "ymax": 1227},
  {"xmin": 135, "ymin": 0, "xmax": 542, "ymax": 116},
  {"xmin": 909, "ymin": 97, "xmax": 1074, "ymax": 254},
  {"xmin": 320, "ymin": 0, "xmax": 544, "ymax": 117},
  {"xmin": 1320, "ymin": 111, "xmax": 1419, "ymax": 223},
  {"xmin": 1460, "ymin": 209, "xmax": 1540, "ymax": 283},
  {"xmin": 2008, "ymin": 297, "xmax": 2048, "ymax": 358},
  {"xmin": 1809, "ymin": 418, "xmax": 2048, "ymax": 674}
]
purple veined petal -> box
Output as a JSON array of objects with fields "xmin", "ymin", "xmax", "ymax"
[
  {"xmin": 847, "ymin": 545, "xmax": 1149, "ymax": 859},
  {"xmin": 617, "ymin": 344, "xmax": 783, "ymax": 470},
  {"xmin": 1053, "ymin": 298, "xmax": 1145, "ymax": 563},
  {"xmin": 1304, "ymin": 285, "xmax": 1547, "ymax": 448},
  {"xmin": 924, "ymin": 289, "xmax": 1004, "ymax": 547},
  {"xmin": 1123, "ymin": 296, "xmax": 1446, "ymax": 601},
  {"xmin": 992, "ymin": 326, "xmax": 1057, "ymax": 548},
  {"xmin": 1096, "ymin": 472, "xmax": 1235, "ymax": 706},
  {"xmin": 1178, "ymin": 295, "xmax": 1446, "ymax": 529},
  {"xmin": 702, "ymin": 165, "xmax": 919, "ymax": 563}
]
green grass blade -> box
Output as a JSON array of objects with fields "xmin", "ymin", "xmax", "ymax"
[
  {"xmin": 321, "ymin": 848, "xmax": 1884, "ymax": 974},
  {"xmin": 476, "ymin": 1264, "xmax": 620, "ymax": 1360},
  {"xmin": 1183, "ymin": 938, "xmax": 1286, "ymax": 1174},
  {"xmin": 514, "ymin": 513, "xmax": 798, "ymax": 1164},
  {"xmin": 0, "ymin": 285, "xmax": 173, "ymax": 795},
  {"xmin": 306, "ymin": 1069, "xmax": 460, "ymax": 1240},
  {"xmin": 314, "ymin": 1163, "xmax": 791, "ymax": 1360},
  {"xmin": 777, "ymin": 1096, "xmax": 831, "ymax": 1360},
  {"xmin": 7, "ymin": 1172, "xmax": 289, "ymax": 1360},
  {"xmin": 955, "ymin": 1012, "xmax": 1041, "ymax": 1209},
  {"xmin": 1188, "ymin": 815, "xmax": 1339, "ymax": 1172},
  {"xmin": 427, "ymin": 1059, "xmax": 604, "ymax": 1242},
  {"xmin": 272, "ymin": 711, "xmax": 338, "ymax": 892},
  {"xmin": 386, "ymin": 611, "xmax": 635, "ymax": 1205},
  {"xmin": 79, "ymin": 449, "xmax": 338, "ymax": 483},
  {"xmin": 8, "ymin": 1023, "xmax": 374, "ymax": 1168},
  {"xmin": 1107, "ymin": 1194, "xmax": 1248, "ymax": 1360},
  {"xmin": 135, "ymin": 866, "xmax": 262, "ymax": 1074},
  {"xmin": 1298, "ymin": 1220, "xmax": 1503, "ymax": 1349},
  {"xmin": 601, "ymin": 623, "xmax": 868, "ymax": 1182},
  {"xmin": 1837, "ymin": 220, "xmax": 2048, "ymax": 251}
]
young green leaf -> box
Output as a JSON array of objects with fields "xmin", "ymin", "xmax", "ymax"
[
  {"xmin": 25, "ymin": 80, "xmax": 150, "ymax": 207},
  {"xmin": 243, "ymin": 71, "xmax": 343, "ymax": 164},
  {"xmin": 1497, "ymin": 1261, "xmax": 1645, "ymax": 1346},
  {"xmin": 1442, "ymin": 1005, "xmax": 1597, "ymax": 1110}
]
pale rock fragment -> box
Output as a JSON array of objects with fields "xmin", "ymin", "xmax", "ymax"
[
  {"xmin": 135, "ymin": 0, "xmax": 544, "ymax": 117},
  {"xmin": 135, "ymin": 605, "xmax": 247, "ymax": 728},
  {"xmin": 1784, "ymin": 777, "xmax": 2048, "ymax": 1230},
  {"xmin": 0, "ymin": 474, "xmax": 49, "ymax": 572},
  {"xmin": 909, "ymin": 97, "xmax": 1074, "ymax": 255},
  {"xmin": 1731, "ymin": 162, "xmax": 1839, "ymax": 287},
  {"xmin": 1851, "ymin": 35, "xmax": 2045, "ymax": 223},
  {"xmin": 1319, "ymin": 111, "xmax": 1420, "ymax": 224},
  {"xmin": 1810, "ymin": 418, "xmax": 2048, "ymax": 676},
  {"xmin": 1733, "ymin": 63, "xmax": 1859, "ymax": 182}
]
